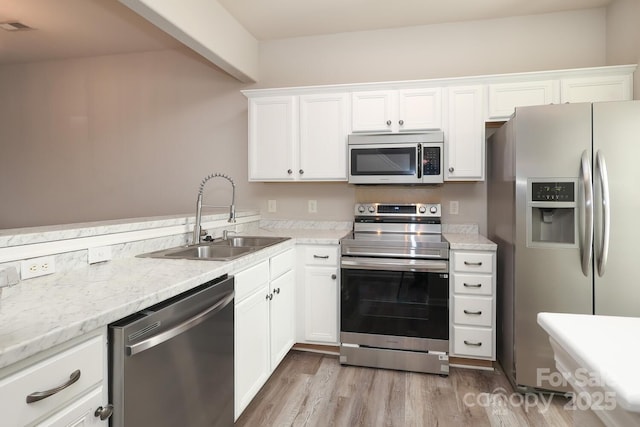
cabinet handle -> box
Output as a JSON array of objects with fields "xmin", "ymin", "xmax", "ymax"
[
  {"xmin": 463, "ymin": 309, "xmax": 482, "ymax": 315},
  {"xmin": 449, "ymin": 167, "xmax": 454, "ymax": 173},
  {"xmin": 464, "ymin": 340, "xmax": 483, "ymax": 347},
  {"xmin": 331, "ymin": 274, "xmax": 337, "ymax": 280},
  {"xmin": 313, "ymin": 255, "xmax": 329, "ymax": 259},
  {"xmin": 287, "ymin": 169, "xmax": 293, "ymax": 174},
  {"xmin": 274, "ymin": 288, "xmax": 280, "ymax": 294},
  {"xmin": 463, "ymin": 283, "xmax": 482, "ymax": 288},
  {"xmin": 386, "ymin": 120, "xmax": 392, "ymax": 126},
  {"xmin": 26, "ymin": 369, "xmax": 81, "ymax": 403},
  {"xmin": 464, "ymin": 261, "xmax": 483, "ymax": 266},
  {"xmin": 266, "ymin": 293, "xmax": 273, "ymax": 301},
  {"xmin": 398, "ymin": 119, "xmax": 404, "ymax": 125},
  {"xmin": 299, "ymin": 169, "xmax": 304, "ymax": 175},
  {"xmin": 94, "ymin": 404, "xmax": 114, "ymax": 421}
]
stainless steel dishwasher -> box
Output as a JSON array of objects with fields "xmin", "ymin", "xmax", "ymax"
[{"xmin": 109, "ymin": 274, "xmax": 234, "ymax": 427}]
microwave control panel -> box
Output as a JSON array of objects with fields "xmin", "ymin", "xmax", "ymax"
[{"xmin": 422, "ymin": 146, "xmax": 441, "ymax": 176}]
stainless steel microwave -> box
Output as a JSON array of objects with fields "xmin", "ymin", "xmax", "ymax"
[{"xmin": 348, "ymin": 132, "xmax": 444, "ymax": 184}]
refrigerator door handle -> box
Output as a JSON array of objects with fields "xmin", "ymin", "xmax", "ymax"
[
  {"xmin": 595, "ymin": 150, "xmax": 610, "ymax": 277},
  {"xmin": 581, "ymin": 150, "xmax": 594, "ymax": 277}
]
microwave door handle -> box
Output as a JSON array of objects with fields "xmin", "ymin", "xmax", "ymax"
[{"xmin": 417, "ymin": 144, "xmax": 422, "ymax": 178}]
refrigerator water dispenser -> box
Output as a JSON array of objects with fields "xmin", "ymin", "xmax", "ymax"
[{"xmin": 527, "ymin": 179, "xmax": 578, "ymax": 247}]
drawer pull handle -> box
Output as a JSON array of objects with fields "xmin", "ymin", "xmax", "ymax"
[
  {"xmin": 26, "ymin": 369, "xmax": 81, "ymax": 403},
  {"xmin": 464, "ymin": 309, "xmax": 482, "ymax": 315},
  {"xmin": 313, "ymin": 255, "xmax": 330, "ymax": 259},
  {"xmin": 464, "ymin": 261, "xmax": 483, "ymax": 266},
  {"xmin": 463, "ymin": 283, "xmax": 482, "ymax": 288},
  {"xmin": 463, "ymin": 340, "xmax": 483, "ymax": 347}
]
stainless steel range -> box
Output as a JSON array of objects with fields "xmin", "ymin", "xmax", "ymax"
[{"xmin": 340, "ymin": 203, "xmax": 450, "ymax": 375}]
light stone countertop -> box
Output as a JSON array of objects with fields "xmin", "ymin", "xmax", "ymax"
[
  {"xmin": 538, "ymin": 313, "xmax": 640, "ymax": 415},
  {"xmin": 443, "ymin": 233, "xmax": 497, "ymax": 251},
  {"xmin": 0, "ymin": 227, "xmax": 349, "ymax": 370}
]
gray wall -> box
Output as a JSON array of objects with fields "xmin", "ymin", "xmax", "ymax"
[{"xmin": 0, "ymin": 8, "xmax": 616, "ymax": 231}]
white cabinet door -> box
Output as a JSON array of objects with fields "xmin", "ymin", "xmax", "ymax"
[
  {"xmin": 445, "ymin": 85, "xmax": 485, "ymax": 181},
  {"xmin": 269, "ymin": 270, "xmax": 295, "ymax": 370},
  {"xmin": 248, "ymin": 96, "xmax": 297, "ymax": 180},
  {"xmin": 299, "ymin": 93, "xmax": 349, "ymax": 180},
  {"xmin": 488, "ymin": 80, "xmax": 559, "ymax": 120},
  {"xmin": 37, "ymin": 387, "xmax": 105, "ymax": 427},
  {"xmin": 304, "ymin": 266, "xmax": 339, "ymax": 343},
  {"xmin": 352, "ymin": 88, "xmax": 442, "ymax": 133},
  {"xmin": 397, "ymin": 88, "xmax": 442, "ymax": 131},
  {"xmin": 234, "ymin": 284, "xmax": 270, "ymax": 420},
  {"xmin": 561, "ymin": 74, "xmax": 633, "ymax": 104},
  {"xmin": 351, "ymin": 90, "xmax": 395, "ymax": 132}
]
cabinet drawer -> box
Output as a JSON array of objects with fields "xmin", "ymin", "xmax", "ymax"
[
  {"xmin": 453, "ymin": 273, "xmax": 492, "ymax": 295},
  {"xmin": 270, "ymin": 249, "xmax": 295, "ymax": 280},
  {"xmin": 453, "ymin": 296, "xmax": 493, "ymax": 327},
  {"xmin": 304, "ymin": 246, "xmax": 338, "ymax": 266},
  {"xmin": 0, "ymin": 335, "xmax": 104, "ymax": 427},
  {"xmin": 453, "ymin": 252, "xmax": 494, "ymax": 273},
  {"xmin": 37, "ymin": 386, "xmax": 103, "ymax": 427},
  {"xmin": 453, "ymin": 326, "xmax": 493, "ymax": 358},
  {"xmin": 235, "ymin": 261, "xmax": 269, "ymax": 302}
]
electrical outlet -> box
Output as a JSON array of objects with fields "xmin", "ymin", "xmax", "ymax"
[
  {"xmin": 308, "ymin": 200, "xmax": 317, "ymax": 213},
  {"xmin": 88, "ymin": 246, "xmax": 112, "ymax": 264},
  {"xmin": 20, "ymin": 256, "xmax": 56, "ymax": 280},
  {"xmin": 450, "ymin": 201, "xmax": 459, "ymax": 215},
  {"xmin": 268, "ymin": 200, "xmax": 277, "ymax": 213}
]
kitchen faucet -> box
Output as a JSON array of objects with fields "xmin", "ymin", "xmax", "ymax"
[{"xmin": 192, "ymin": 173, "xmax": 236, "ymax": 245}]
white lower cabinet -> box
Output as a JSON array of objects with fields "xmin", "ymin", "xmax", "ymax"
[
  {"xmin": 234, "ymin": 248, "xmax": 295, "ymax": 420},
  {"xmin": 0, "ymin": 330, "xmax": 110, "ymax": 427},
  {"xmin": 296, "ymin": 244, "xmax": 339, "ymax": 345},
  {"xmin": 449, "ymin": 249, "xmax": 496, "ymax": 362}
]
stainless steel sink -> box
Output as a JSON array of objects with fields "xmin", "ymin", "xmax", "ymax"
[
  {"xmin": 138, "ymin": 236, "xmax": 290, "ymax": 261},
  {"xmin": 210, "ymin": 236, "xmax": 289, "ymax": 248}
]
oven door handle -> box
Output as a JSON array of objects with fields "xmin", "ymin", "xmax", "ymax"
[{"xmin": 341, "ymin": 257, "xmax": 448, "ymax": 273}]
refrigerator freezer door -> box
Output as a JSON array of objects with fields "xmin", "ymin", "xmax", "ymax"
[
  {"xmin": 513, "ymin": 103, "xmax": 593, "ymax": 390},
  {"xmin": 593, "ymin": 101, "xmax": 640, "ymax": 317}
]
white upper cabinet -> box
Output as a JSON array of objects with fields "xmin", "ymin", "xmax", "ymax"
[
  {"xmin": 488, "ymin": 80, "xmax": 560, "ymax": 120},
  {"xmin": 445, "ymin": 85, "xmax": 485, "ymax": 181},
  {"xmin": 299, "ymin": 93, "xmax": 350, "ymax": 180},
  {"xmin": 352, "ymin": 88, "xmax": 442, "ymax": 133},
  {"xmin": 248, "ymin": 93, "xmax": 349, "ymax": 181},
  {"xmin": 248, "ymin": 96, "xmax": 297, "ymax": 180},
  {"xmin": 560, "ymin": 74, "xmax": 633, "ymax": 104}
]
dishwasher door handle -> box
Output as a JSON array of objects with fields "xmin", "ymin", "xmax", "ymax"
[{"xmin": 126, "ymin": 290, "xmax": 234, "ymax": 356}]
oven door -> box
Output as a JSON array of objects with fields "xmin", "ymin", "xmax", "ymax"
[
  {"xmin": 348, "ymin": 143, "xmax": 420, "ymax": 184},
  {"xmin": 340, "ymin": 257, "xmax": 449, "ymax": 352}
]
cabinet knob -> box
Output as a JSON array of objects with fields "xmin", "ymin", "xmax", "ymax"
[
  {"xmin": 449, "ymin": 167, "xmax": 454, "ymax": 173},
  {"xmin": 94, "ymin": 404, "xmax": 114, "ymax": 421},
  {"xmin": 299, "ymin": 169, "xmax": 304, "ymax": 175},
  {"xmin": 274, "ymin": 287, "xmax": 281, "ymax": 294},
  {"xmin": 331, "ymin": 274, "xmax": 337, "ymax": 280},
  {"xmin": 266, "ymin": 293, "xmax": 273, "ymax": 300},
  {"xmin": 386, "ymin": 120, "xmax": 392, "ymax": 126},
  {"xmin": 287, "ymin": 169, "xmax": 293, "ymax": 174},
  {"xmin": 398, "ymin": 119, "xmax": 404, "ymax": 125}
]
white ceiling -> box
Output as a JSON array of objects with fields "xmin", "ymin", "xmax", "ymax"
[{"xmin": 0, "ymin": 0, "xmax": 612, "ymax": 65}]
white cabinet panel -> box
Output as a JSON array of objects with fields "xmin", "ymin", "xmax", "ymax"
[
  {"xmin": 269, "ymin": 270, "xmax": 295, "ymax": 369},
  {"xmin": 452, "ymin": 326, "xmax": 493, "ymax": 358},
  {"xmin": 36, "ymin": 387, "xmax": 105, "ymax": 427},
  {"xmin": 299, "ymin": 93, "xmax": 349, "ymax": 180},
  {"xmin": 445, "ymin": 85, "xmax": 485, "ymax": 181},
  {"xmin": 351, "ymin": 90, "xmax": 395, "ymax": 132},
  {"xmin": 397, "ymin": 88, "xmax": 442, "ymax": 131},
  {"xmin": 561, "ymin": 75, "xmax": 633, "ymax": 104},
  {"xmin": 304, "ymin": 266, "xmax": 338, "ymax": 343},
  {"xmin": 488, "ymin": 80, "xmax": 559, "ymax": 120}
]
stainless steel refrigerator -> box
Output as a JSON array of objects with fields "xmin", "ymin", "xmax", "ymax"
[{"xmin": 488, "ymin": 101, "xmax": 640, "ymax": 392}]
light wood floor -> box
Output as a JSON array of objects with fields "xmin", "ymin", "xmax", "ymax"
[{"xmin": 235, "ymin": 350, "xmax": 575, "ymax": 427}]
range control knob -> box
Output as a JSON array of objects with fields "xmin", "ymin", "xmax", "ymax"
[
  {"xmin": 357, "ymin": 205, "xmax": 366, "ymax": 213},
  {"xmin": 368, "ymin": 205, "xmax": 375, "ymax": 213},
  {"xmin": 418, "ymin": 205, "xmax": 427, "ymax": 214},
  {"xmin": 430, "ymin": 206, "xmax": 438, "ymax": 214}
]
